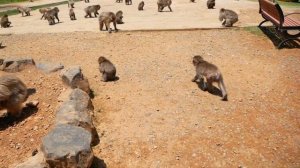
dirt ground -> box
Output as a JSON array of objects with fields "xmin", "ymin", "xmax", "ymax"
[
  {"xmin": 0, "ymin": 29, "xmax": 299, "ymax": 167},
  {"xmin": 2, "ymin": 0, "xmax": 300, "ymax": 34}
]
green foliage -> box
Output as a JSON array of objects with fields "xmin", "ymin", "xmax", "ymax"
[{"xmin": 0, "ymin": 0, "xmax": 29, "ymax": 5}]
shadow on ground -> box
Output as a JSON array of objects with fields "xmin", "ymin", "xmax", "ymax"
[{"xmin": 258, "ymin": 26, "xmax": 300, "ymax": 49}]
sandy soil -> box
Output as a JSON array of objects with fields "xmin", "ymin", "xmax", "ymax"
[
  {"xmin": 0, "ymin": 0, "xmax": 274, "ymax": 34},
  {"xmin": 0, "ymin": 29, "xmax": 299, "ymax": 167}
]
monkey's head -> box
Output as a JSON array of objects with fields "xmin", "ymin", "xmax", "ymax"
[
  {"xmin": 3, "ymin": 14, "xmax": 8, "ymax": 18},
  {"xmin": 98, "ymin": 56, "xmax": 107, "ymax": 64},
  {"xmin": 193, "ymin": 55, "xmax": 204, "ymax": 66},
  {"xmin": 220, "ymin": 8, "xmax": 225, "ymax": 13},
  {"xmin": 53, "ymin": 7, "xmax": 59, "ymax": 12},
  {"xmin": 95, "ymin": 5, "xmax": 101, "ymax": 10}
]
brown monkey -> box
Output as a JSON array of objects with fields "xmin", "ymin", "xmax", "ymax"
[
  {"xmin": 1, "ymin": 14, "xmax": 11, "ymax": 28},
  {"xmin": 125, "ymin": 0, "xmax": 132, "ymax": 5},
  {"xmin": 116, "ymin": 10, "xmax": 124, "ymax": 24},
  {"xmin": 190, "ymin": 0, "xmax": 195, "ymax": 2},
  {"xmin": 219, "ymin": 8, "xmax": 238, "ymax": 27},
  {"xmin": 45, "ymin": 7, "xmax": 60, "ymax": 23},
  {"xmin": 98, "ymin": 56, "xmax": 117, "ymax": 82},
  {"xmin": 116, "ymin": 0, "xmax": 123, "ymax": 3},
  {"xmin": 157, "ymin": 0, "xmax": 172, "ymax": 12},
  {"xmin": 39, "ymin": 7, "xmax": 51, "ymax": 20},
  {"xmin": 138, "ymin": 1, "xmax": 144, "ymax": 10},
  {"xmin": 69, "ymin": 8, "xmax": 76, "ymax": 20},
  {"xmin": 0, "ymin": 75, "xmax": 28, "ymax": 117},
  {"xmin": 207, "ymin": 0, "xmax": 215, "ymax": 9},
  {"xmin": 84, "ymin": 5, "xmax": 101, "ymax": 18},
  {"xmin": 99, "ymin": 12, "xmax": 118, "ymax": 33},
  {"xmin": 68, "ymin": 0, "xmax": 75, "ymax": 8},
  {"xmin": 17, "ymin": 6, "xmax": 31, "ymax": 16},
  {"xmin": 192, "ymin": 55, "xmax": 228, "ymax": 101}
]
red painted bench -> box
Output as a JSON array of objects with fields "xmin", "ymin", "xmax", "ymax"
[{"xmin": 258, "ymin": 0, "xmax": 300, "ymax": 48}]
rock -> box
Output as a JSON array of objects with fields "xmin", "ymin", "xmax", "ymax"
[
  {"xmin": 36, "ymin": 62, "xmax": 64, "ymax": 73},
  {"xmin": 0, "ymin": 58, "xmax": 35, "ymax": 72},
  {"xmin": 41, "ymin": 124, "xmax": 94, "ymax": 168},
  {"xmin": 55, "ymin": 89, "xmax": 98, "ymax": 145},
  {"xmin": 13, "ymin": 152, "xmax": 47, "ymax": 168},
  {"xmin": 60, "ymin": 66, "xmax": 91, "ymax": 95}
]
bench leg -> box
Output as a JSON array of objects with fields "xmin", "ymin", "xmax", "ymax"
[
  {"xmin": 258, "ymin": 19, "xmax": 268, "ymax": 27},
  {"xmin": 277, "ymin": 38, "xmax": 300, "ymax": 49}
]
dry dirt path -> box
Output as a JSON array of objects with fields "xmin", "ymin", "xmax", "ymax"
[
  {"xmin": 0, "ymin": 29, "xmax": 299, "ymax": 167},
  {"xmin": 0, "ymin": 0, "xmax": 273, "ymax": 34}
]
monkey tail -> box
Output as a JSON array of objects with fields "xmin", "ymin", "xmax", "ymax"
[{"xmin": 218, "ymin": 74, "xmax": 228, "ymax": 101}]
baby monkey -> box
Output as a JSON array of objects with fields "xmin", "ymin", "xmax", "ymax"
[
  {"xmin": 192, "ymin": 55, "xmax": 227, "ymax": 101},
  {"xmin": 98, "ymin": 56, "xmax": 117, "ymax": 82}
]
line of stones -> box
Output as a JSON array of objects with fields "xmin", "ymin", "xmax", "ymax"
[{"xmin": 0, "ymin": 58, "xmax": 99, "ymax": 168}]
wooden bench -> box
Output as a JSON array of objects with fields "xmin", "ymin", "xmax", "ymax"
[{"xmin": 258, "ymin": 0, "xmax": 300, "ymax": 48}]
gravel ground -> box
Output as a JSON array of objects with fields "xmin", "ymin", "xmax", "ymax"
[{"xmin": 0, "ymin": 29, "xmax": 299, "ymax": 167}]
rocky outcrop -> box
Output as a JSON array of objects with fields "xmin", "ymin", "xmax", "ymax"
[{"xmin": 41, "ymin": 124, "xmax": 94, "ymax": 168}]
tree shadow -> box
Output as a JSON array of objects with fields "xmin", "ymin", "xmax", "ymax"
[
  {"xmin": 195, "ymin": 79, "xmax": 223, "ymax": 98},
  {"xmin": 0, "ymin": 106, "xmax": 38, "ymax": 131},
  {"xmin": 91, "ymin": 157, "xmax": 107, "ymax": 168},
  {"xmin": 258, "ymin": 26, "xmax": 300, "ymax": 49}
]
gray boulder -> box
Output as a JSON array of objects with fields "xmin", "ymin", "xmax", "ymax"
[
  {"xmin": 36, "ymin": 62, "xmax": 64, "ymax": 73},
  {"xmin": 55, "ymin": 89, "xmax": 98, "ymax": 145},
  {"xmin": 41, "ymin": 124, "xmax": 94, "ymax": 168},
  {"xmin": 0, "ymin": 58, "xmax": 35, "ymax": 72},
  {"xmin": 60, "ymin": 66, "xmax": 91, "ymax": 95}
]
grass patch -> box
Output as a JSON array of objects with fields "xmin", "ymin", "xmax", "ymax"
[
  {"xmin": 242, "ymin": 26, "xmax": 265, "ymax": 36},
  {"xmin": 0, "ymin": 0, "xmax": 28, "ymax": 5},
  {"xmin": 0, "ymin": 1, "xmax": 69, "ymax": 16},
  {"xmin": 248, "ymin": 0, "xmax": 300, "ymax": 8}
]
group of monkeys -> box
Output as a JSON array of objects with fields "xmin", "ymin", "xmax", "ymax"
[
  {"xmin": 0, "ymin": 55, "xmax": 227, "ymax": 119},
  {"xmin": 1, "ymin": 0, "xmax": 239, "ymax": 30}
]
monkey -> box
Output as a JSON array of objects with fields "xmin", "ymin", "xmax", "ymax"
[
  {"xmin": 125, "ymin": 0, "xmax": 132, "ymax": 5},
  {"xmin": 84, "ymin": 5, "xmax": 101, "ymax": 18},
  {"xmin": 99, "ymin": 12, "xmax": 118, "ymax": 33},
  {"xmin": 190, "ymin": 0, "xmax": 195, "ymax": 2},
  {"xmin": 69, "ymin": 8, "xmax": 76, "ymax": 20},
  {"xmin": 157, "ymin": 0, "xmax": 172, "ymax": 12},
  {"xmin": 116, "ymin": 10, "xmax": 124, "ymax": 24},
  {"xmin": 207, "ymin": 0, "xmax": 215, "ymax": 9},
  {"xmin": 138, "ymin": 1, "xmax": 144, "ymax": 10},
  {"xmin": 219, "ymin": 8, "xmax": 238, "ymax": 27},
  {"xmin": 116, "ymin": 0, "xmax": 123, "ymax": 3},
  {"xmin": 98, "ymin": 56, "xmax": 117, "ymax": 82},
  {"xmin": 1, "ymin": 15, "xmax": 11, "ymax": 28},
  {"xmin": 68, "ymin": 0, "xmax": 75, "ymax": 8},
  {"xmin": 39, "ymin": 7, "xmax": 51, "ymax": 20},
  {"xmin": 85, "ymin": 0, "xmax": 90, "ymax": 2},
  {"xmin": 45, "ymin": 7, "xmax": 60, "ymax": 24},
  {"xmin": 192, "ymin": 55, "xmax": 228, "ymax": 101},
  {"xmin": 0, "ymin": 75, "xmax": 28, "ymax": 117},
  {"xmin": 17, "ymin": 6, "xmax": 31, "ymax": 16}
]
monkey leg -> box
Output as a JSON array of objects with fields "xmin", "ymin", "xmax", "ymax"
[
  {"xmin": 100, "ymin": 21, "xmax": 104, "ymax": 30},
  {"xmin": 218, "ymin": 80, "xmax": 228, "ymax": 101},
  {"xmin": 7, "ymin": 102, "xmax": 23, "ymax": 117},
  {"xmin": 102, "ymin": 73, "xmax": 108, "ymax": 82},
  {"xmin": 168, "ymin": 5, "xmax": 172, "ymax": 12},
  {"xmin": 225, "ymin": 19, "xmax": 233, "ymax": 27},
  {"xmin": 113, "ymin": 21, "xmax": 118, "ymax": 32},
  {"xmin": 55, "ymin": 15, "xmax": 60, "ymax": 22},
  {"xmin": 192, "ymin": 75, "xmax": 198, "ymax": 82}
]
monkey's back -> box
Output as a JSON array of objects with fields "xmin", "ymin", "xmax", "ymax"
[
  {"xmin": 157, "ymin": 0, "xmax": 172, "ymax": 6},
  {"xmin": 0, "ymin": 75, "xmax": 27, "ymax": 104}
]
